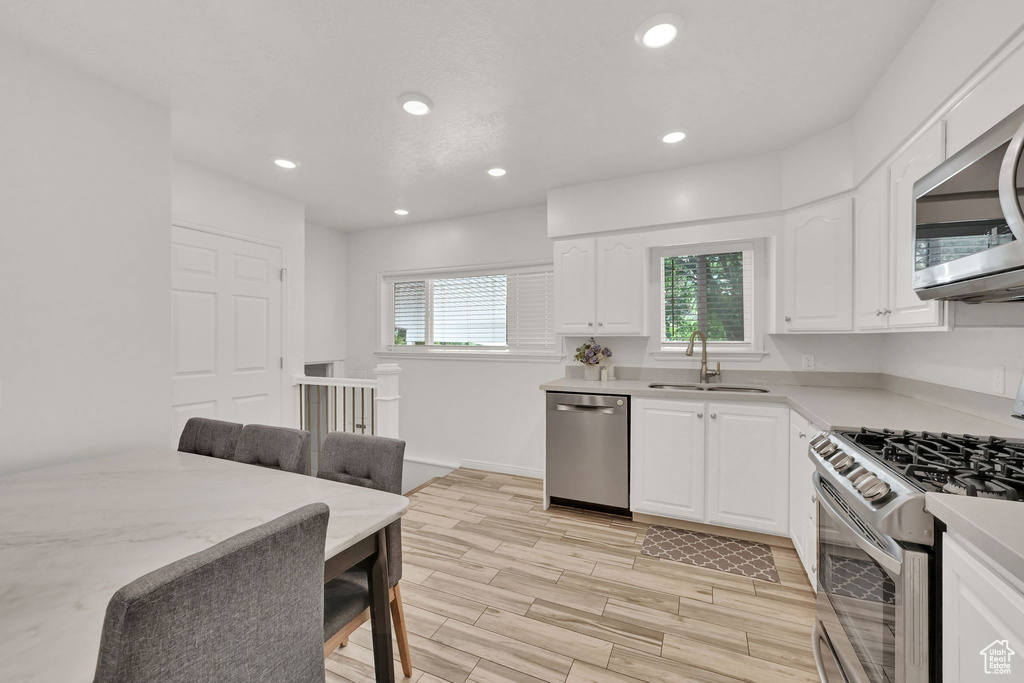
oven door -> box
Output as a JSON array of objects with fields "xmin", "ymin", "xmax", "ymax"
[{"xmin": 814, "ymin": 474, "xmax": 930, "ymax": 683}]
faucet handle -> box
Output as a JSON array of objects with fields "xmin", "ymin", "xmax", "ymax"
[{"xmin": 706, "ymin": 362, "xmax": 722, "ymax": 380}]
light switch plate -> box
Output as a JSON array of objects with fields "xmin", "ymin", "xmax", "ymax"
[{"xmin": 994, "ymin": 365, "xmax": 1006, "ymax": 395}]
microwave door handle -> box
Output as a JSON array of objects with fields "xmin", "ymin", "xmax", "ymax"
[
  {"xmin": 813, "ymin": 475, "xmax": 903, "ymax": 576},
  {"xmin": 999, "ymin": 118, "xmax": 1024, "ymax": 241}
]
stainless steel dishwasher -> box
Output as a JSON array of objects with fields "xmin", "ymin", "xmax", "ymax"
[{"xmin": 545, "ymin": 392, "xmax": 629, "ymax": 513}]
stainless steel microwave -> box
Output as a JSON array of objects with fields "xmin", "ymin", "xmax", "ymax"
[{"xmin": 913, "ymin": 103, "xmax": 1024, "ymax": 302}]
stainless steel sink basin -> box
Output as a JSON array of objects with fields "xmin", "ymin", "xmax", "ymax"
[{"xmin": 648, "ymin": 383, "xmax": 769, "ymax": 394}]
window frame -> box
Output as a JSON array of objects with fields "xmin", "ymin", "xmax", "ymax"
[
  {"xmin": 651, "ymin": 239, "xmax": 767, "ymax": 361},
  {"xmin": 376, "ymin": 261, "xmax": 563, "ymax": 362}
]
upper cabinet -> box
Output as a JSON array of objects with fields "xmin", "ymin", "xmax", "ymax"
[
  {"xmin": 554, "ymin": 234, "xmax": 646, "ymax": 336},
  {"xmin": 852, "ymin": 122, "xmax": 949, "ymax": 332},
  {"xmin": 780, "ymin": 197, "xmax": 854, "ymax": 332}
]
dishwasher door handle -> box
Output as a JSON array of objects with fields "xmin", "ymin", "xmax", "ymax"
[{"xmin": 556, "ymin": 403, "xmax": 615, "ymax": 414}]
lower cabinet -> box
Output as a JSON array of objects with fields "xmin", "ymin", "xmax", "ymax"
[
  {"xmin": 943, "ymin": 534, "xmax": 1024, "ymax": 681},
  {"xmin": 631, "ymin": 398, "xmax": 790, "ymax": 536},
  {"xmin": 788, "ymin": 411, "xmax": 819, "ymax": 589}
]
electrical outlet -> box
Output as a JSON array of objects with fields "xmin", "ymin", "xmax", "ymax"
[
  {"xmin": 994, "ymin": 365, "xmax": 1006, "ymax": 395},
  {"xmin": 801, "ymin": 354, "xmax": 815, "ymax": 371}
]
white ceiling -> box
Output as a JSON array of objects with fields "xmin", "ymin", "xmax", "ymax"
[{"xmin": 0, "ymin": 0, "xmax": 935, "ymax": 230}]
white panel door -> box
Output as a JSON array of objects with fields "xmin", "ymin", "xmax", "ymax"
[
  {"xmin": 854, "ymin": 169, "xmax": 891, "ymax": 331},
  {"xmin": 944, "ymin": 534, "xmax": 1024, "ymax": 681},
  {"xmin": 888, "ymin": 122, "xmax": 946, "ymax": 328},
  {"xmin": 596, "ymin": 234, "xmax": 646, "ymax": 335},
  {"xmin": 553, "ymin": 238, "xmax": 597, "ymax": 335},
  {"xmin": 630, "ymin": 398, "xmax": 705, "ymax": 520},
  {"xmin": 706, "ymin": 402, "xmax": 789, "ymax": 535},
  {"xmin": 171, "ymin": 226, "xmax": 283, "ymax": 437},
  {"xmin": 782, "ymin": 198, "xmax": 854, "ymax": 332}
]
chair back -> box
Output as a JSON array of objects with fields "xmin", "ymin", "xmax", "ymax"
[
  {"xmin": 235, "ymin": 424, "xmax": 311, "ymax": 475},
  {"xmin": 318, "ymin": 432, "xmax": 405, "ymax": 584},
  {"xmin": 177, "ymin": 417, "xmax": 243, "ymax": 460},
  {"xmin": 93, "ymin": 504, "xmax": 330, "ymax": 683}
]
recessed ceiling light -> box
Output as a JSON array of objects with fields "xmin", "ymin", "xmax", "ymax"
[
  {"xmin": 398, "ymin": 92, "xmax": 433, "ymax": 116},
  {"xmin": 273, "ymin": 158, "xmax": 299, "ymax": 169},
  {"xmin": 662, "ymin": 131, "xmax": 687, "ymax": 144},
  {"xmin": 394, "ymin": 209, "xmax": 409, "ymax": 216},
  {"xmin": 488, "ymin": 168, "xmax": 507, "ymax": 177},
  {"xmin": 635, "ymin": 14, "xmax": 683, "ymax": 49}
]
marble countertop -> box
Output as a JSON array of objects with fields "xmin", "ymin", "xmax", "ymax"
[
  {"xmin": 540, "ymin": 377, "xmax": 1024, "ymax": 437},
  {"xmin": 0, "ymin": 451, "xmax": 409, "ymax": 683},
  {"xmin": 925, "ymin": 493, "xmax": 1024, "ymax": 583}
]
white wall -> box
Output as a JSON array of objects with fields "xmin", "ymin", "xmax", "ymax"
[
  {"xmin": 346, "ymin": 206, "xmax": 557, "ymax": 476},
  {"xmin": 305, "ymin": 223, "xmax": 347, "ymax": 365},
  {"xmin": 171, "ymin": 160, "xmax": 306, "ymax": 425},
  {"xmin": 0, "ymin": 39, "xmax": 172, "ymax": 474}
]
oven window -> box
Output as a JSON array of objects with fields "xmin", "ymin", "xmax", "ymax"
[
  {"xmin": 819, "ymin": 503, "xmax": 896, "ymax": 683},
  {"xmin": 915, "ymin": 140, "xmax": 1019, "ymax": 272}
]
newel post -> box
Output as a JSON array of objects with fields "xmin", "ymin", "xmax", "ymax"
[{"xmin": 373, "ymin": 363, "xmax": 401, "ymax": 439}]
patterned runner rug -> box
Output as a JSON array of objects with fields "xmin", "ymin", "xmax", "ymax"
[{"xmin": 641, "ymin": 525, "xmax": 780, "ymax": 583}]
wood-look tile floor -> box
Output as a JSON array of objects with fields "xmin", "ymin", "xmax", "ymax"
[{"xmin": 326, "ymin": 469, "xmax": 819, "ymax": 683}]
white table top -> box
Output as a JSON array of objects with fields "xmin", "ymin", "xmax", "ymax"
[{"xmin": 0, "ymin": 451, "xmax": 409, "ymax": 683}]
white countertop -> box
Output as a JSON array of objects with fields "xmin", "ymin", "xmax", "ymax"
[
  {"xmin": 541, "ymin": 377, "xmax": 1024, "ymax": 437},
  {"xmin": 0, "ymin": 451, "xmax": 409, "ymax": 683},
  {"xmin": 926, "ymin": 493, "xmax": 1024, "ymax": 582}
]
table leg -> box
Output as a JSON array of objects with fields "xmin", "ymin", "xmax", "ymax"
[{"xmin": 366, "ymin": 528, "xmax": 394, "ymax": 683}]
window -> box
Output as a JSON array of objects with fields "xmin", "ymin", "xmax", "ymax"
[
  {"xmin": 660, "ymin": 243, "xmax": 754, "ymax": 347},
  {"xmin": 385, "ymin": 265, "xmax": 556, "ymax": 355}
]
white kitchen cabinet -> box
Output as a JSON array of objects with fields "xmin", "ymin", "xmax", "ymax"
[
  {"xmin": 887, "ymin": 122, "xmax": 947, "ymax": 329},
  {"xmin": 553, "ymin": 234, "xmax": 646, "ymax": 336},
  {"xmin": 943, "ymin": 534, "xmax": 1024, "ymax": 681},
  {"xmin": 788, "ymin": 411, "xmax": 819, "ymax": 588},
  {"xmin": 706, "ymin": 402, "xmax": 790, "ymax": 535},
  {"xmin": 630, "ymin": 398, "xmax": 705, "ymax": 520},
  {"xmin": 632, "ymin": 398, "xmax": 790, "ymax": 537},
  {"xmin": 780, "ymin": 197, "xmax": 854, "ymax": 332},
  {"xmin": 853, "ymin": 168, "xmax": 891, "ymax": 330}
]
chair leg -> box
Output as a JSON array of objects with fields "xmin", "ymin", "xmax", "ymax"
[{"xmin": 390, "ymin": 583, "xmax": 413, "ymax": 678}]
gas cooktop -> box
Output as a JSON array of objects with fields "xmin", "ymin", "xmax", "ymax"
[{"xmin": 836, "ymin": 427, "xmax": 1024, "ymax": 500}]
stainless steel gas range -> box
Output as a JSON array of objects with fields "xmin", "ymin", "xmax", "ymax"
[{"xmin": 809, "ymin": 428, "xmax": 1024, "ymax": 683}]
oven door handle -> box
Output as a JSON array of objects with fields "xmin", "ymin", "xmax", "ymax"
[
  {"xmin": 813, "ymin": 621, "xmax": 851, "ymax": 683},
  {"xmin": 814, "ymin": 474, "xmax": 903, "ymax": 575}
]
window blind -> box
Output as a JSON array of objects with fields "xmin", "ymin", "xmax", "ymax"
[
  {"xmin": 662, "ymin": 250, "xmax": 753, "ymax": 343},
  {"xmin": 390, "ymin": 266, "xmax": 555, "ymax": 352}
]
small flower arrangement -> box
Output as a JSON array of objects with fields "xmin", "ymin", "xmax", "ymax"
[{"xmin": 574, "ymin": 338, "xmax": 612, "ymax": 365}]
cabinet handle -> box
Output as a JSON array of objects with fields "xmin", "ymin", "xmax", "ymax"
[
  {"xmin": 587, "ymin": 321, "xmax": 593, "ymax": 326},
  {"xmin": 710, "ymin": 413, "xmax": 717, "ymax": 419},
  {"xmin": 697, "ymin": 412, "xmax": 704, "ymax": 419},
  {"xmin": 875, "ymin": 309, "xmax": 883, "ymax": 317},
  {"xmin": 811, "ymin": 563, "xmax": 816, "ymax": 573},
  {"xmin": 883, "ymin": 308, "xmax": 891, "ymax": 315},
  {"xmin": 598, "ymin": 322, "xmax": 604, "ymax": 326},
  {"xmin": 784, "ymin": 316, "xmax": 791, "ymax": 322},
  {"xmin": 798, "ymin": 431, "xmax": 806, "ymax": 439},
  {"xmin": 811, "ymin": 493, "xmax": 817, "ymax": 504}
]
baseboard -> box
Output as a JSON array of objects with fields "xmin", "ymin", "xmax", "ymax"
[
  {"xmin": 460, "ymin": 459, "xmax": 544, "ymax": 479},
  {"xmin": 632, "ymin": 512, "xmax": 794, "ymax": 548},
  {"xmin": 405, "ymin": 455, "xmax": 459, "ymax": 470}
]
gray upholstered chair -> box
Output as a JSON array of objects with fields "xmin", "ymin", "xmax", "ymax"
[
  {"xmin": 318, "ymin": 432, "xmax": 410, "ymax": 676},
  {"xmin": 177, "ymin": 417, "xmax": 243, "ymax": 460},
  {"xmin": 92, "ymin": 503, "xmax": 330, "ymax": 683},
  {"xmin": 234, "ymin": 424, "xmax": 312, "ymax": 475}
]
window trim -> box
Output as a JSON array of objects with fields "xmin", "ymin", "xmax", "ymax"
[
  {"xmin": 377, "ymin": 260, "xmax": 563, "ymax": 361},
  {"xmin": 651, "ymin": 238, "xmax": 767, "ymax": 361}
]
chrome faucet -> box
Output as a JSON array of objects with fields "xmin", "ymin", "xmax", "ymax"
[{"xmin": 685, "ymin": 330, "xmax": 721, "ymax": 384}]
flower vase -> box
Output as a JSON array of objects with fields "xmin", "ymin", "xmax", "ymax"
[{"xmin": 584, "ymin": 364, "xmax": 601, "ymax": 381}]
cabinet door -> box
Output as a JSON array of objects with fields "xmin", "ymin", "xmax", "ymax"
[
  {"xmin": 788, "ymin": 412, "xmax": 818, "ymax": 588},
  {"xmin": 944, "ymin": 534, "xmax": 1024, "ymax": 681},
  {"xmin": 782, "ymin": 198, "xmax": 854, "ymax": 332},
  {"xmin": 631, "ymin": 398, "xmax": 705, "ymax": 520},
  {"xmin": 553, "ymin": 238, "xmax": 597, "ymax": 335},
  {"xmin": 854, "ymin": 169, "xmax": 890, "ymax": 331},
  {"xmin": 888, "ymin": 122, "xmax": 946, "ymax": 328},
  {"xmin": 596, "ymin": 235, "xmax": 646, "ymax": 335},
  {"xmin": 706, "ymin": 402, "xmax": 789, "ymax": 535}
]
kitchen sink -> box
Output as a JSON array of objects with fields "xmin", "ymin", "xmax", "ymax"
[{"xmin": 648, "ymin": 383, "xmax": 769, "ymax": 394}]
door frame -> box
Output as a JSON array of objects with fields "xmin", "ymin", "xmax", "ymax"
[{"xmin": 171, "ymin": 219, "xmax": 291, "ymax": 426}]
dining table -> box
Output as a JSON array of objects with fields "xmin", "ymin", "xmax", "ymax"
[{"xmin": 0, "ymin": 450, "xmax": 409, "ymax": 683}]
